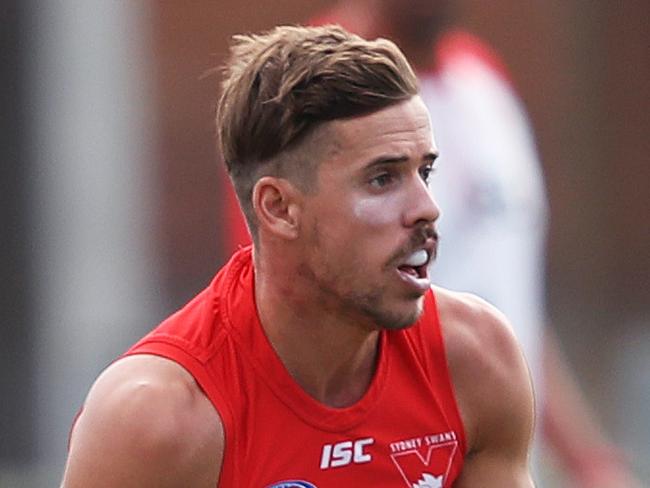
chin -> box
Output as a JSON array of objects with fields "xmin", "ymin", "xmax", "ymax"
[{"xmin": 370, "ymin": 297, "xmax": 425, "ymax": 330}]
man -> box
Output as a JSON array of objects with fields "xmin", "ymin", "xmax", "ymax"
[
  {"xmin": 61, "ymin": 25, "xmax": 534, "ymax": 487},
  {"xmin": 301, "ymin": 2, "xmax": 639, "ymax": 487}
]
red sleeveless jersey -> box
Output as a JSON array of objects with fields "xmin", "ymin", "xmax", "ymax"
[{"xmin": 125, "ymin": 247, "xmax": 466, "ymax": 487}]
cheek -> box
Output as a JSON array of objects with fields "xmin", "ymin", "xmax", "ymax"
[{"xmin": 353, "ymin": 196, "xmax": 400, "ymax": 227}]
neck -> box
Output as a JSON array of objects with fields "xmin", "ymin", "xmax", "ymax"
[{"xmin": 254, "ymin": 247, "xmax": 381, "ymax": 408}]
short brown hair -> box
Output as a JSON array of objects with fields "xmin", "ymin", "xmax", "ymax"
[{"xmin": 217, "ymin": 24, "xmax": 419, "ymax": 236}]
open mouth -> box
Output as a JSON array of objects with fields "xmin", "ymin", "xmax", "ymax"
[
  {"xmin": 397, "ymin": 263, "xmax": 428, "ymax": 280},
  {"xmin": 396, "ymin": 249, "xmax": 431, "ymax": 293}
]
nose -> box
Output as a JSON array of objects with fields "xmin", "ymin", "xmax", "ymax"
[{"xmin": 402, "ymin": 176, "xmax": 440, "ymax": 227}]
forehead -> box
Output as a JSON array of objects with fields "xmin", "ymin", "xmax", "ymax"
[{"xmin": 326, "ymin": 96, "xmax": 437, "ymax": 165}]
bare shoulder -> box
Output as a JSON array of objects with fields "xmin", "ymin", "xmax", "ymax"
[
  {"xmin": 61, "ymin": 354, "xmax": 223, "ymax": 488},
  {"xmin": 433, "ymin": 286, "xmax": 529, "ymax": 386},
  {"xmin": 433, "ymin": 287, "xmax": 535, "ymax": 486}
]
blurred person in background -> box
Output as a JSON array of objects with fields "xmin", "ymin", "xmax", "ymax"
[
  {"xmin": 306, "ymin": 1, "xmax": 640, "ymax": 486},
  {"xmin": 60, "ymin": 24, "xmax": 537, "ymax": 487}
]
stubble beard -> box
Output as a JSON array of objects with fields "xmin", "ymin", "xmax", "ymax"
[
  {"xmin": 350, "ymin": 291, "xmax": 425, "ymax": 330},
  {"xmin": 305, "ymin": 221, "xmax": 432, "ymax": 331},
  {"xmin": 313, "ymin": 265, "xmax": 426, "ymax": 331}
]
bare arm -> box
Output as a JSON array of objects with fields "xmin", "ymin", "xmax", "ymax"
[
  {"xmin": 436, "ymin": 288, "xmax": 535, "ymax": 487},
  {"xmin": 60, "ymin": 355, "xmax": 223, "ymax": 488}
]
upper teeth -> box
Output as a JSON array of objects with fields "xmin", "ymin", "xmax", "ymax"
[{"xmin": 404, "ymin": 249, "xmax": 428, "ymax": 267}]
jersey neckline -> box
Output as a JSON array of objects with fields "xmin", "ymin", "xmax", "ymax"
[{"xmin": 219, "ymin": 246, "xmax": 391, "ymax": 432}]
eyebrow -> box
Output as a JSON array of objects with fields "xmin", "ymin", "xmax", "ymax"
[{"xmin": 365, "ymin": 151, "xmax": 439, "ymax": 168}]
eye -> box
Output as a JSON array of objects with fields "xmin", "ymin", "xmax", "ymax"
[
  {"xmin": 419, "ymin": 164, "xmax": 434, "ymax": 183},
  {"xmin": 369, "ymin": 172, "xmax": 396, "ymax": 189}
]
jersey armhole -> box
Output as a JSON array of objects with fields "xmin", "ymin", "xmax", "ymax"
[
  {"xmin": 124, "ymin": 340, "xmax": 237, "ymax": 487},
  {"xmin": 423, "ymin": 291, "xmax": 469, "ymax": 458}
]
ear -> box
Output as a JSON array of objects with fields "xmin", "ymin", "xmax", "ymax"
[{"xmin": 252, "ymin": 176, "xmax": 302, "ymax": 240}]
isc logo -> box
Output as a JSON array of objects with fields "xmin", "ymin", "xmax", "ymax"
[{"xmin": 319, "ymin": 438, "xmax": 374, "ymax": 469}]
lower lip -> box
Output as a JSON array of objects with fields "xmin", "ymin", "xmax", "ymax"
[{"xmin": 396, "ymin": 268, "xmax": 431, "ymax": 294}]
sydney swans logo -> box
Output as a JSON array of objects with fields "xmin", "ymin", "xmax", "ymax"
[
  {"xmin": 412, "ymin": 473, "xmax": 443, "ymax": 488},
  {"xmin": 389, "ymin": 431, "xmax": 458, "ymax": 488}
]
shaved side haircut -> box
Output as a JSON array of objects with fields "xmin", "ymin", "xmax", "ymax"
[{"xmin": 216, "ymin": 24, "xmax": 419, "ymax": 238}]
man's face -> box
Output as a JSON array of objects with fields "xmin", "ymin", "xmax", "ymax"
[{"xmin": 297, "ymin": 96, "xmax": 440, "ymax": 330}]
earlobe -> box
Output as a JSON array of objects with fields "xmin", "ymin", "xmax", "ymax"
[{"xmin": 252, "ymin": 177, "xmax": 301, "ymax": 240}]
